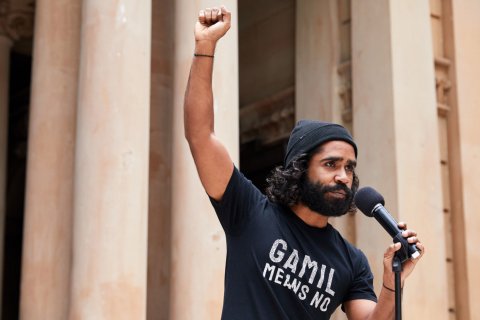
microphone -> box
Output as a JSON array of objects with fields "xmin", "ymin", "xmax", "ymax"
[{"xmin": 354, "ymin": 187, "xmax": 421, "ymax": 262}]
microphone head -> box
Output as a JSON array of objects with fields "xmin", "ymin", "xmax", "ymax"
[{"xmin": 354, "ymin": 187, "xmax": 385, "ymax": 217}]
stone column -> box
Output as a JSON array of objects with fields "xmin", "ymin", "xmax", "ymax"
[
  {"xmin": 170, "ymin": 1, "xmax": 239, "ymax": 319},
  {"xmin": 352, "ymin": 1, "xmax": 448, "ymax": 319},
  {"xmin": 68, "ymin": 0, "xmax": 151, "ymax": 319},
  {"xmin": 0, "ymin": 29, "xmax": 12, "ymax": 320},
  {"xmin": 447, "ymin": 1, "xmax": 480, "ymax": 317},
  {"xmin": 147, "ymin": 0, "xmax": 174, "ymax": 319},
  {"xmin": 296, "ymin": 2, "xmax": 353, "ymax": 319},
  {"xmin": 295, "ymin": 7, "xmax": 355, "ymax": 314},
  {"xmin": 19, "ymin": 0, "xmax": 81, "ymax": 319},
  {"xmin": 296, "ymin": 0, "xmax": 337, "ymax": 123}
]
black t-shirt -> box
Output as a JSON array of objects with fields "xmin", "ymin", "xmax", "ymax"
[{"xmin": 209, "ymin": 166, "xmax": 377, "ymax": 320}]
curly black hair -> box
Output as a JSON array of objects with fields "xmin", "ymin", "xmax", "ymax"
[{"xmin": 265, "ymin": 147, "xmax": 359, "ymax": 214}]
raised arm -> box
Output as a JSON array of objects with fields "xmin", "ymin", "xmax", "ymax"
[{"xmin": 185, "ymin": 5, "xmax": 234, "ymax": 202}]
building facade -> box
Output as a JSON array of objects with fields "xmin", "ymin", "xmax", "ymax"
[{"xmin": 0, "ymin": 0, "xmax": 479, "ymax": 319}]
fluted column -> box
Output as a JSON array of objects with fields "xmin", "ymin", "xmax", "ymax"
[
  {"xmin": 147, "ymin": 0, "xmax": 174, "ymax": 319},
  {"xmin": 170, "ymin": 1, "xmax": 239, "ymax": 319},
  {"xmin": 0, "ymin": 30, "xmax": 12, "ymax": 320},
  {"xmin": 352, "ymin": 1, "xmax": 448, "ymax": 319},
  {"xmin": 448, "ymin": 1, "xmax": 480, "ymax": 317},
  {"xmin": 19, "ymin": 1, "xmax": 81, "ymax": 319},
  {"xmin": 69, "ymin": 0, "xmax": 151, "ymax": 319}
]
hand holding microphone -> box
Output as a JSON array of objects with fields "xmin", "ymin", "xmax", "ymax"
[
  {"xmin": 354, "ymin": 187, "xmax": 425, "ymax": 292},
  {"xmin": 354, "ymin": 187, "xmax": 422, "ymax": 262}
]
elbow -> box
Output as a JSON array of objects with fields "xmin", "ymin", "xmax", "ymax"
[
  {"xmin": 184, "ymin": 127, "xmax": 196, "ymax": 143},
  {"xmin": 185, "ymin": 129, "xmax": 212, "ymax": 147},
  {"xmin": 184, "ymin": 128, "xmax": 191, "ymax": 142}
]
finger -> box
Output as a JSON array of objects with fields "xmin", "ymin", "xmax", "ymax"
[
  {"xmin": 417, "ymin": 243, "xmax": 425, "ymax": 257},
  {"xmin": 198, "ymin": 10, "xmax": 206, "ymax": 24},
  {"xmin": 384, "ymin": 242, "xmax": 402, "ymax": 258},
  {"xmin": 402, "ymin": 229, "xmax": 417, "ymax": 238},
  {"xmin": 212, "ymin": 7, "xmax": 219, "ymax": 23},
  {"xmin": 407, "ymin": 236, "xmax": 419, "ymax": 243},
  {"xmin": 205, "ymin": 8, "xmax": 212, "ymax": 24},
  {"xmin": 218, "ymin": 8, "xmax": 224, "ymax": 22},
  {"xmin": 221, "ymin": 5, "xmax": 231, "ymax": 27},
  {"xmin": 398, "ymin": 222, "xmax": 407, "ymax": 230},
  {"xmin": 409, "ymin": 243, "xmax": 425, "ymax": 264}
]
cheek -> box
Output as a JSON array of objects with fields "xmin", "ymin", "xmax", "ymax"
[
  {"xmin": 348, "ymin": 173, "xmax": 355, "ymax": 188},
  {"xmin": 310, "ymin": 167, "xmax": 336, "ymax": 184}
]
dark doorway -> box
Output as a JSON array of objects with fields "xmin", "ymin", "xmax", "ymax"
[
  {"xmin": 3, "ymin": 50, "xmax": 32, "ymax": 320},
  {"xmin": 240, "ymin": 138, "xmax": 289, "ymax": 194},
  {"xmin": 238, "ymin": 0, "xmax": 296, "ymax": 190}
]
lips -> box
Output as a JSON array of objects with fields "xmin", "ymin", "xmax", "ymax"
[{"xmin": 328, "ymin": 190, "xmax": 346, "ymax": 197}]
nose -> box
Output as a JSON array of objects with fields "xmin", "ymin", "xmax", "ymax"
[{"xmin": 335, "ymin": 168, "xmax": 350, "ymax": 185}]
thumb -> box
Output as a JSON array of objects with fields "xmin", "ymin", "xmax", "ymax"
[
  {"xmin": 384, "ymin": 242, "xmax": 401, "ymax": 259},
  {"xmin": 221, "ymin": 5, "xmax": 231, "ymax": 26}
]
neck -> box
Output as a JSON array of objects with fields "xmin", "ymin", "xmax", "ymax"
[{"xmin": 289, "ymin": 201, "xmax": 329, "ymax": 229}]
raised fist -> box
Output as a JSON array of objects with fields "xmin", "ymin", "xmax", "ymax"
[{"xmin": 195, "ymin": 5, "xmax": 232, "ymax": 44}]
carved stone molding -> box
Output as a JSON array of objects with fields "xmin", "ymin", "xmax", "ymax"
[
  {"xmin": 434, "ymin": 57, "xmax": 452, "ymax": 117},
  {"xmin": 436, "ymin": 77, "xmax": 451, "ymax": 106},
  {"xmin": 434, "ymin": 56, "xmax": 451, "ymax": 68},
  {"xmin": 0, "ymin": 0, "xmax": 34, "ymax": 42},
  {"xmin": 337, "ymin": 60, "xmax": 352, "ymax": 123},
  {"xmin": 240, "ymin": 87, "xmax": 295, "ymax": 145},
  {"xmin": 437, "ymin": 103, "xmax": 451, "ymax": 117}
]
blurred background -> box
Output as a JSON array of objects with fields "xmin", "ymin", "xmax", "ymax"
[{"xmin": 0, "ymin": 0, "xmax": 479, "ymax": 319}]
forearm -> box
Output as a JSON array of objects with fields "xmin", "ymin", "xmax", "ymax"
[
  {"xmin": 184, "ymin": 41, "xmax": 217, "ymax": 143},
  {"xmin": 347, "ymin": 225, "xmax": 423, "ymax": 320},
  {"xmin": 366, "ymin": 276, "xmax": 403, "ymax": 320}
]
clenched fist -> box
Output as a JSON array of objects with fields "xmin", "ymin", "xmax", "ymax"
[{"xmin": 194, "ymin": 5, "xmax": 231, "ymax": 55}]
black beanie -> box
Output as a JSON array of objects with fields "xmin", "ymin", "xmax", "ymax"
[{"xmin": 284, "ymin": 120, "xmax": 357, "ymax": 167}]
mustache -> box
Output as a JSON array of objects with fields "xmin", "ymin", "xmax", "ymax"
[{"xmin": 320, "ymin": 183, "xmax": 352, "ymax": 197}]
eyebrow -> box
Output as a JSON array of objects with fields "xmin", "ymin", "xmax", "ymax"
[{"xmin": 320, "ymin": 157, "xmax": 357, "ymax": 167}]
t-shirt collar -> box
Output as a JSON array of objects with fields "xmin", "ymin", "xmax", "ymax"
[{"xmin": 278, "ymin": 204, "xmax": 333, "ymax": 235}]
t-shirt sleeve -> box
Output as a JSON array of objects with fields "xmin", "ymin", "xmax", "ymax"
[
  {"xmin": 208, "ymin": 165, "xmax": 265, "ymax": 234},
  {"xmin": 341, "ymin": 250, "xmax": 378, "ymax": 312}
]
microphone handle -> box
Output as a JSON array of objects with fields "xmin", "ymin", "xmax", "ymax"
[{"xmin": 373, "ymin": 205, "xmax": 421, "ymax": 259}]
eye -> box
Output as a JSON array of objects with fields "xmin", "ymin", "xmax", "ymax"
[
  {"xmin": 345, "ymin": 165, "xmax": 354, "ymax": 171},
  {"xmin": 325, "ymin": 161, "xmax": 334, "ymax": 167}
]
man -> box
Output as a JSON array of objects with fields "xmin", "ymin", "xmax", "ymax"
[{"xmin": 184, "ymin": 5, "xmax": 424, "ymax": 319}]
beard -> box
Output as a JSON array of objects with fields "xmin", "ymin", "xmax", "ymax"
[{"xmin": 300, "ymin": 175, "xmax": 353, "ymax": 217}]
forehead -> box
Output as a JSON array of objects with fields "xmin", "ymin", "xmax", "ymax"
[{"xmin": 312, "ymin": 140, "xmax": 356, "ymax": 160}]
